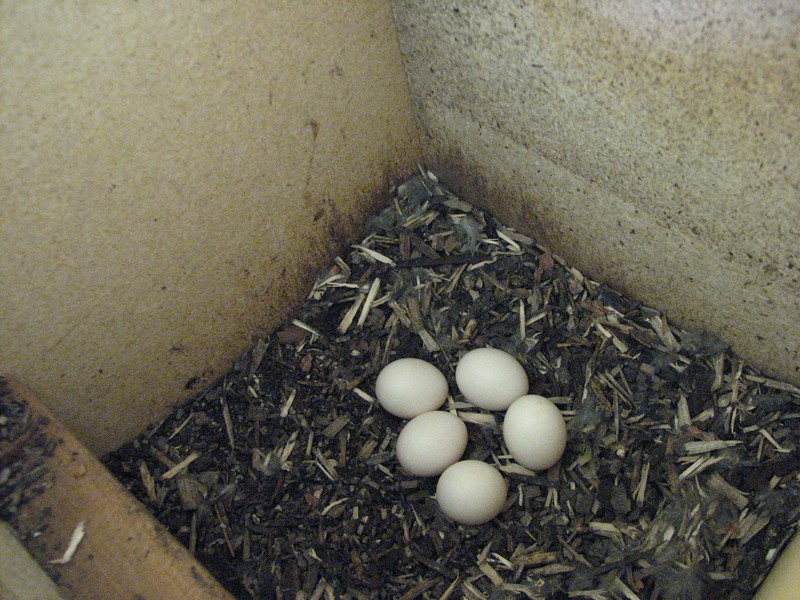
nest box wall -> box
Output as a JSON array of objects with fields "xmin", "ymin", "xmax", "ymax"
[
  {"xmin": 3, "ymin": 1, "xmax": 798, "ymax": 458},
  {"xmin": 0, "ymin": 2, "xmax": 421, "ymax": 454},
  {"xmin": 392, "ymin": 1, "xmax": 800, "ymax": 385}
]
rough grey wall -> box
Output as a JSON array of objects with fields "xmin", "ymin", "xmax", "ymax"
[{"xmin": 392, "ymin": 1, "xmax": 799, "ymax": 384}]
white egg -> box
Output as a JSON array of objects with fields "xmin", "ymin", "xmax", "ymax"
[
  {"xmin": 502, "ymin": 395, "xmax": 567, "ymax": 471},
  {"xmin": 395, "ymin": 411, "xmax": 468, "ymax": 477},
  {"xmin": 375, "ymin": 358, "xmax": 448, "ymax": 418},
  {"xmin": 455, "ymin": 347, "xmax": 529, "ymax": 411},
  {"xmin": 435, "ymin": 460, "xmax": 507, "ymax": 525}
]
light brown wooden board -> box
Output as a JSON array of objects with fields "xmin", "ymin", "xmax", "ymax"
[
  {"xmin": 1, "ymin": 1, "xmax": 421, "ymax": 455},
  {"xmin": 3, "ymin": 376, "xmax": 233, "ymax": 600}
]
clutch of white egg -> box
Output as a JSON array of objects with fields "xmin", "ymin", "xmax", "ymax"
[{"xmin": 374, "ymin": 348, "xmax": 567, "ymax": 526}]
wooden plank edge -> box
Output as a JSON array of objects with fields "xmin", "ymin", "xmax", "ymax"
[
  {"xmin": 753, "ymin": 529, "xmax": 800, "ymax": 600},
  {"xmin": 1, "ymin": 375, "xmax": 234, "ymax": 600},
  {"xmin": 0, "ymin": 520, "xmax": 64, "ymax": 600}
]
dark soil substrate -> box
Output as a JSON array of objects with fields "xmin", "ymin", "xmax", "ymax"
[
  {"xmin": 0, "ymin": 378, "xmax": 55, "ymax": 526},
  {"xmin": 105, "ymin": 171, "xmax": 800, "ymax": 600}
]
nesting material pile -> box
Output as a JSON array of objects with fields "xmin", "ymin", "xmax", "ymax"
[{"xmin": 107, "ymin": 171, "xmax": 800, "ymax": 599}]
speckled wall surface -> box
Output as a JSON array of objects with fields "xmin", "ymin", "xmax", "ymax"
[
  {"xmin": 1, "ymin": 2, "xmax": 421, "ymax": 454},
  {"xmin": 392, "ymin": 1, "xmax": 799, "ymax": 385}
]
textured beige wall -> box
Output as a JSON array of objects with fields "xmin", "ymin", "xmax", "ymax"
[
  {"xmin": 392, "ymin": 1, "xmax": 799, "ymax": 385},
  {"xmin": 1, "ymin": 2, "xmax": 421, "ymax": 454}
]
